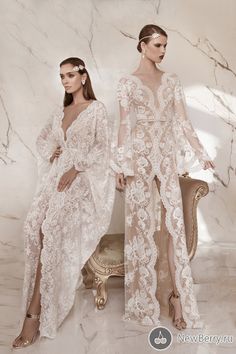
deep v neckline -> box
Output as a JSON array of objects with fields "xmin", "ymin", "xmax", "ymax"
[
  {"xmin": 60, "ymin": 100, "xmax": 95, "ymax": 142},
  {"xmin": 129, "ymin": 71, "xmax": 167, "ymax": 111}
]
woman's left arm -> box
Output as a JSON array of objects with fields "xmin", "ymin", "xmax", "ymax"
[
  {"xmin": 57, "ymin": 102, "xmax": 109, "ymax": 192},
  {"xmin": 173, "ymin": 75, "xmax": 215, "ymax": 170}
]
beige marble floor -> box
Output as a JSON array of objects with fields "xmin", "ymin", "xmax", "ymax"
[{"xmin": 0, "ymin": 242, "xmax": 236, "ymax": 354}]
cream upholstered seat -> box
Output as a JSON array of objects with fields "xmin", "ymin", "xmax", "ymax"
[{"xmin": 82, "ymin": 174, "xmax": 209, "ymax": 309}]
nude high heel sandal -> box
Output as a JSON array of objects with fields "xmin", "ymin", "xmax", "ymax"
[
  {"xmin": 12, "ymin": 313, "xmax": 40, "ymax": 349},
  {"xmin": 168, "ymin": 291, "xmax": 187, "ymax": 330}
]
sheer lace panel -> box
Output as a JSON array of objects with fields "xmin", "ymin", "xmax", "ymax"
[
  {"xmin": 110, "ymin": 73, "xmax": 206, "ymax": 328},
  {"xmin": 21, "ymin": 101, "xmax": 115, "ymax": 338}
]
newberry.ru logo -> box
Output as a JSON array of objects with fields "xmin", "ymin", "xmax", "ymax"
[
  {"xmin": 148, "ymin": 329, "xmax": 234, "ymax": 350},
  {"xmin": 148, "ymin": 326, "xmax": 173, "ymax": 351},
  {"xmin": 177, "ymin": 333, "xmax": 233, "ymax": 345}
]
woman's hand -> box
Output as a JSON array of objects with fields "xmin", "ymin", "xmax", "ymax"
[
  {"xmin": 203, "ymin": 160, "xmax": 215, "ymax": 170},
  {"xmin": 57, "ymin": 167, "xmax": 78, "ymax": 192},
  {"xmin": 50, "ymin": 146, "xmax": 62, "ymax": 163},
  {"xmin": 116, "ymin": 173, "xmax": 126, "ymax": 191}
]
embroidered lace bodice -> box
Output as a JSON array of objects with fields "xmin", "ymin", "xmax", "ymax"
[{"xmin": 111, "ymin": 72, "xmax": 210, "ymax": 176}]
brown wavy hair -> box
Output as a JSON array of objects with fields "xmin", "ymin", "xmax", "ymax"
[
  {"xmin": 59, "ymin": 57, "xmax": 97, "ymax": 107},
  {"xmin": 137, "ymin": 24, "xmax": 168, "ymax": 52}
]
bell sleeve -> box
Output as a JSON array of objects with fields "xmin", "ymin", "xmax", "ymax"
[
  {"xmin": 35, "ymin": 114, "xmax": 59, "ymax": 191},
  {"xmin": 173, "ymin": 74, "xmax": 212, "ymax": 171},
  {"xmin": 110, "ymin": 77, "xmax": 134, "ymax": 177},
  {"xmin": 36, "ymin": 118, "xmax": 56, "ymax": 162}
]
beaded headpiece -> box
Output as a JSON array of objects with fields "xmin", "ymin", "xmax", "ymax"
[
  {"xmin": 72, "ymin": 65, "xmax": 85, "ymax": 72},
  {"xmin": 138, "ymin": 32, "xmax": 160, "ymax": 43}
]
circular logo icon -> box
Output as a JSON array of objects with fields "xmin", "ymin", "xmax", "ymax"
[{"xmin": 148, "ymin": 326, "xmax": 173, "ymax": 351}]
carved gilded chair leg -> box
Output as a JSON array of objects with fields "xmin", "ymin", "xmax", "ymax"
[
  {"xmin": 81, "ymin": 263, "xmax": 94, "ymax": 289},
  {"xmin": 94, "ymin": 274, "xmax": 109, "ymax": 310}
]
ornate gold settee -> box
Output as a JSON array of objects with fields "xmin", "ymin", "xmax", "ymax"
[{"xmin": 81, "ymin": 175, "xmax": 209, "ymax": 310}]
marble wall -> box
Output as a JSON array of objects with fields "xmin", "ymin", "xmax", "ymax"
[{"xmin": 0, "ymin": 0, "xmax": 236, "ymax": 255}]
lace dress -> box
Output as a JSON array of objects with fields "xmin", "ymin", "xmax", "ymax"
[
  {"xmin": 21, "ymin": 100, "xmax": 115, "ymax": 338},
  {"xmin": 111, "ymin": 72, "xmax": 211, "ymax": 328}
]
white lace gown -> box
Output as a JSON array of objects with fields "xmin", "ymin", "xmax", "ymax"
[
  {"xmin": 21, "ymin": 100, "xmax": 115, "ymax": 338},
  {"xmin": 111, "ymin": 72, "xmax": 211, "ymax": 328}
]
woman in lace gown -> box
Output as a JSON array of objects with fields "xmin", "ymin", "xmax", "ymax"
[
  {"xmin": 12, "ymin": 57, "xmax": 115, "ymax": 348},
  {"xmin": 111, "ymin": 25, "xmax": 215, "ymax": 330}
]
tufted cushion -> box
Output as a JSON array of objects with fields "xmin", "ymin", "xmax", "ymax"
[{"xmin": 94, "ymin": 234, "xmax": 124, "ymax": 266}]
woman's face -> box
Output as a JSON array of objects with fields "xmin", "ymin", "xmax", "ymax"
[
  {"xmin": 59, "ymin": 63, "xmax": 86, "ymax": 94},
  {"xmin": 142, "ymin": 34, "xmax": 167, "ymax": 63}
]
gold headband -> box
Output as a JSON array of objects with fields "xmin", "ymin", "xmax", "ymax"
[{"xmin": 138, "ymin": 32, "xmax": 160, "ymax": 43}]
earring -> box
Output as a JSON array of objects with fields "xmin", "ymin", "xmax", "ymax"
[
  {"xmin": 82, "ymin": 79, "xmax": 86, "ymax": 85},
  {"xmin": 142, "ymin": 51, "xmax": 145, "ymax": 59}
]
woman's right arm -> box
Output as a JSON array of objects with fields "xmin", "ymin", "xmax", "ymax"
[
  {"xmin": 111, "ymin": 78, "xmax": 134, "ymax": 189},
  {"xmin": 36, "ymin": 119, "xmax": 61, "ymax": 163}
]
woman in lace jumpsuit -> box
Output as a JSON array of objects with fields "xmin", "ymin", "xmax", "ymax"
[
  {"xmin": 112, "ymin": 25, "xmax": 215, "ymax": 329},
  {"xmin": 12, "ymin": 57, "xmax": 115, "ymax": 347}
]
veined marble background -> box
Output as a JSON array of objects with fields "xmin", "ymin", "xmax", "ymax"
[
  {"xmin": 0, "ymin": 0, "xmax": 236, "ymax": 352},
  {"xmin": 1, "ymin": 0, "xmax": 236, "ymax": 259},
  {"xmin": 0, "ymin": 0, "xmax": 235, "ymax": 247}
]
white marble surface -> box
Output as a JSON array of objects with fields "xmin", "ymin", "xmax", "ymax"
[
  {"xmin": 0, "ymin": 0, "xmax": 236, "ymax": 353},
  {"xmin": 0, "ymin": 0, "xmax": 236, "ymax": 242},
  {"xmin": 0, "ymin": 243, "xmax": 236, "ymax": 353},
  {"xmin": 0, "ymin": 0, "xmax": 235, "ymax": 243}
]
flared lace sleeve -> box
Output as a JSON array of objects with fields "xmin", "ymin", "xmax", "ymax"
[
  {"xmin": 36, "ymin": 119, "xmax": 55, "ymax": 162},
  {"xmin": 35, "ymin": 115, "xmax": 59, "ymax": 192},
  {"xmin": 73, "ymin": 102, "xmax": 109, "ymax": 173},
  {"xmin": 173, "ymin": 75, "xmax": 211, "ymax": 171},
  {"xmin": 110, "ymin": 77, "xmax": 134, "ymax": 176}
]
